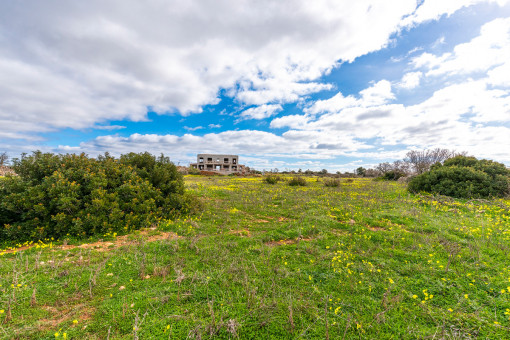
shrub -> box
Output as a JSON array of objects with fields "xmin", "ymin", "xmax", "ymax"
[
  {"xmin": 0, "ymin": 151, "xmax": 191, "ymax": 242},
  {"xmin": 324, "ymin": 178, "xmax": 341, "ymax": 187},
  {"xmin": 288, "ymin": 176, "xmax": 307, "ymax": 186},
  {"xmin": 188, "ymin": 166, "xmax": 201, "ymax": 175},
  {"xmin": 379, "ymin": 170, "xmax": 406, "ymax": 181},
  {"xmin": 408, "ymin": 156, "xmax": 510, "ymax": 199},
  {"xmin": 263, "ymin": 174, "xmax": 281, "ymax": 184}
]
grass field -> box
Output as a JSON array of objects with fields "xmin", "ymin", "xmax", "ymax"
[{"xmin": 1, "ymin": 176, "xmax": 510, "ymax": 339}]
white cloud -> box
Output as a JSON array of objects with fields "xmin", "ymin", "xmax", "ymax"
[
  {"xmin": 269, "ymin": 75, "xmax": 510, "ymax": 163},
  {"xmin": 238, "ymin": 104, "xmax": 283, "ymax": 121},
  {"xmin": 184, "ymin": 126, "xmax": 204, "ymax": 131},
  {"xmin": 208, "ymin": 124, "xmax": 222, "ymax": 129},
  {"xmin": 93, "ymin": 125, "xmax": 126, "ymax": 131},
  {"xmin": 412, "ymin": 17, "xmax": 510, "ymax": 77},
  {"xmin": 3, "ymin": 0, "xmax": 489, "ymax": 139},
  {"xmin": 487, "ymin": 63, "xmax": 510, "ymax": 87},
  {"xmin": 2, "ymin": 0, "xmax": 510, "ymax": 168},
  {"xmin": 360, "ymin": 80, "xmax": 395, "ymax": 106},
  {"xmin": 304, "ymin": 80, "xmax": 395, "ymax": 115},
  {"xmin": 400, "ymin": 0, "xmax": 510, "ymax": 27},
  {"xmin": 398, "ymin": 71, "xmax": 422, "ymax": 89}
]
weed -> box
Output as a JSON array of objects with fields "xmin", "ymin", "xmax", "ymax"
[
  {"xmin": 263, "ymin": 174, "xmax": 281, "ymax": 184},
  {"xmin": 288, "ymin": 176, "xmax": 307, "ymax": 186},
  {"xmin": 324, "ymin": 178, "xmax": 341, "ymax": 187}
]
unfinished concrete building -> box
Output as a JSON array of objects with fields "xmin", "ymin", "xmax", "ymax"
[{"xmin": 190, "ymin": 154, "xmax": 246, "ymax": 174}]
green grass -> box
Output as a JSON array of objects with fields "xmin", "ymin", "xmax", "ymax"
[{"xmin": 1, "ymin": 176, "xmax": 510, "ymax": 339}]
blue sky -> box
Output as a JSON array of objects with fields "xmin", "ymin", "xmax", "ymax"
[{"xmin": 1, "ymin": 1, "xmax": 510, "ymax": 171}]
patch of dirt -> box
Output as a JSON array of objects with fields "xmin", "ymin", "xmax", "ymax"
[
  {"xmin": 227, "ymin": 229, "xmax": 252, "ymax": 237},
  {"xmin": 331, "ymin": 229, "xmax": 349, "ymax": 236},
  {"xmin": 259, "ymin": 216, "xmax": 291, "ymax": 222},
  {"xmin": 38, "ymin": 304, "xmax": 95, "ymax": 330},
  {"xmin": 1, "ymin": 244, "xmax": 34, "ymax": 254},
  {"xmin": 367, "ymin": 226, "xmax": 386, "ymax": 231},
  {"xmin": 265, "ymin": 237, "xmax": 313, "ymax": 246},
  {"xmin": 3, "ymin": 229, "xmax": 179, "ymax": 254},
  {"xmin": 59, "ymin": 230, "xmax": 179, "ymax": 252}
]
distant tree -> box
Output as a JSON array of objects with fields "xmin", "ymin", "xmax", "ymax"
[
  {"xmin": 355, "ymin": 167, "xmax": 366, "ymax": 177},
  {"xmin": 0, "ymin": 152, "xmax": 8, "ymax": 166},
  {"xmin": 320, "ymin": 169, "xmax": 328, "ymax": 175},
  {"xmin": 376, "ymin": 162, "xmax": 393, "ymax": 174},
  {"xmin": 364, "ymin": 168, "xmax": 380, "ymax": 177},
  {"xmin": 404, "ymin": 148, "xmax": 460, "ymax": 174},
  {"xmin": 392, "ymin": 160, "xmax": 411, "ymax": 175}
]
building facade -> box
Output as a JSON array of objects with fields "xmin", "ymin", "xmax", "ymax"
[{"xmin": 190, "ymin": 154, "xmax": 246, "ymax": 174}]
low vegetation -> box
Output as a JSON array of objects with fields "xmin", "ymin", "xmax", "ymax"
[
  {"xmin": 1, "ymin": 176, "xmax": 509, "ymax": 338},
  {"xmin": 409, "ymin": 155, "xmax": 510, "ymax": 198},
  {"xmin": 263, "ymin": 174, "xmax": 281, "ymax": 184},
  {"xmin": 287, "ymin": 176, "xmax": 307, "ymax": 186},
  {"xmin": 323, "ymin": 178, "xmax": 341, "ymax": 187},
  {"xmin": 0, "ymin": 151, "xmax": 192, "ymax": 242}
]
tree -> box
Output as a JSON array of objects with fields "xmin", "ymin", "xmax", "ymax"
[
  {"xmin": 0, "ymin": 152, "xmax": 8, "ymax": 166},
  {"xmin": 356, "ymin": 167, "xmax": 366, "ymax": 177},
  {"xmin": 376, "ymin": 162, "xmax": 393, "ymax": 174},
  {"xmin": 404, "ymin": 148, "xmax": 460, "ymax": 174}
]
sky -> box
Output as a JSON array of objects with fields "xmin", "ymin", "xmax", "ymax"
[{"xmin": 1, "ymin": 0, "xmax": 510, "ymax": 172}]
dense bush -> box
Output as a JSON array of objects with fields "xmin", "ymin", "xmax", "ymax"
[
  {"xmin": 408, "ymin": 156, "xmax": 510, "ymax": 198},
  {"xmin": 324, "ymin": 178, "xmax": 341, "ymax": 187},
  {"xmin": 378, "ymin": 170, "xmax": 406, "ymax": 181},
  {"xmin": 288, "ymin": 176, "xmax": 307, "ymax": 186},
  {"xmin": 0, "ymin": 151, "xmax": 192, "ymax": 242},
  {"xmin": 263, "ymin": 174, "xmax": 281, "ymax": 184}
]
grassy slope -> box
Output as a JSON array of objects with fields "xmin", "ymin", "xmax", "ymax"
[{"xmin": 0, "ymin": 176, "xmax": 510, "ymax": 339}]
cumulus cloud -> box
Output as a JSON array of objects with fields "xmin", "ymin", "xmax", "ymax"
[
  {"xmin": 270, "ymin": 78, "xmax": 510, "ymax": 162},
  {"xmin": 1, "ymin": 0, "xmax": 479, "ymax": 139},
  {"xmin": 411, "ymin": 17, "xmax": 510, "ymax": 78},
  {"xmin": 398, "ymin": 71, "xmax": 422, "ymax": 89},
  {"xmin": 269, "ymin": 15, "xmax": 510, "ymax": 164},
  {"xmin": 2, "ymin": 0, "xmax": 510, "ymax": 168},
  {"xmin": 304, "ymin": 80, "xmax": 395, "ymax": 115},
  {"xmin": 238, "ymin": 104, "xmax": 283, "ymax": 121}
]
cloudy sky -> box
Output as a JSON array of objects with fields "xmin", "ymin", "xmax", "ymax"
[{"xmin": 1, "ymin": 0, "xmax": 510, "ymax": 171}]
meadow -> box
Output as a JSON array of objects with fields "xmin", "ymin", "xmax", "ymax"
[{"xmin": 1, "ymin": 175, "xmax": 509, "ymax": 339}]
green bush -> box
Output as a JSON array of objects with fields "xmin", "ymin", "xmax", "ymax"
[
  {"xmin": 188, "ymin": 166, "xmax": 201, "ymax": 175},
  {"xmin": 408, "ymin": 156, "xmax": 510, "ymax": 198},
  {"xmin": 324, "ymin": 178, "xmax": 341, "ymax": 187},
  {"xmin": 288, "ymin": 176, "xmax": 307, "ymax": 186},
  {"xmin": 0, "ymin": 151, "xmax": 192, "ymax": 242},
  {"xmin": 263, "ymin": 174, "xmax": 281, "ymax": 184},
  {"xmin": 379, "ymin": 170, "xmax": 406, "ymax": 181}
]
